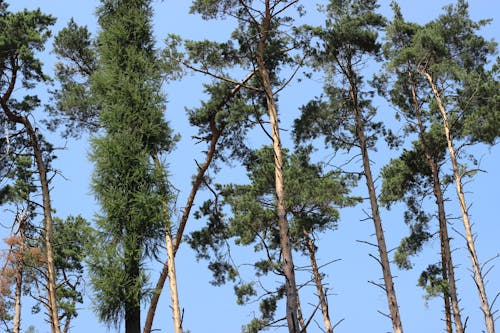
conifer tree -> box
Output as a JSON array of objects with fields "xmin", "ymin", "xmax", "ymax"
[
  {"xmin": 378, "ymin": 5, "xmax": 464, "ymax": 331},
  {"xmin": 0, "ymin": 4, "xmax": 61, "ymax": 332},
  {"xmin": 87, "ymin": 1, "xmax": 175, "ymax": 332},
  {"xmin": 294, "ymin": 1, "xmax": 403, "ymax": 331},
  {"xmin": 188, "ymin": 1, "xmax": 308, "ymax": 331},
  {"xmin": 188, "ymin": 147, "xmax": 359, "ymax": 333},
  {"xmin": 384, "ymin": 2, "xmax": 498, "ymax": 331}
]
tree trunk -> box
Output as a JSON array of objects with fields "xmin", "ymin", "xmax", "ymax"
[
  {"xmin": 125, "ymin": 256, "xmax": 141, "ymax": 333},
  {"xmin": 142, "ymin": 72, "xmax": 254, "ymax": 333},
  {"xmin": 256, "ymin": 2, "xmax": 301, "ymax": 332},
  {"xmin": 304, "ymin": 229, "xmax": 333, "ymax": 333},
  {"xmin": 1, "ymin": 63, "xmax": 61, "ymax": 333},
  {"xmin": 348, "ymin": 73, "xmax": 403, "ymax": 333},
  {"xmin": 166, "ymin": 230, "xmax": 182, "ymax": 333},
  {"xmin": 409, "ymin": 72, "xmax": 463, "ymax": 333},
  {"xmin": 13, "ymin": 254, "xmax": 22, "ymax": 333},
  {"xmin": 12, "ymin": 214, "xmax": 27, "ymax": 333},
  {"xmin": 423, "ymin": 70, "xmax": 495, "ymax": 333},
  {"xmin": 62, "ymin": 314, "xmax": 71, "ymax": 333},
  {"xmin": 29, "ymin": 121, "xmax": 61, "ymax": 333}
]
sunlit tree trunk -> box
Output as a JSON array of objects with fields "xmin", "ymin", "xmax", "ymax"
[
  {"xmin": 256, "ymin": 2, "xmax": 300, "ymax": 331},
  {"xmin": 166, "ymin": 231, "xmax": 182, "ymax": 333},
  {"xmin": 422, "ymin": 70, "xmax": 495, "ymax": 333}
]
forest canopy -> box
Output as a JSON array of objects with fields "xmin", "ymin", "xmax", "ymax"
[{"xmin": 0, "ymin": 1, "xmax": 498, "ymax": 333}]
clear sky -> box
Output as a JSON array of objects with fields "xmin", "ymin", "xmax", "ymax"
[{"xmin": 2, "ymin": 1, "xmax": 499, "ymax": 333}]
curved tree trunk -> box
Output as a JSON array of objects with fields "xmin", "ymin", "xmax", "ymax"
[
  {"xmin": 1, "ymin": 70, "xmax": 61, "ymax": 333},
  {"xmin": 423, "ymin": 70, "xmax": 495, "ymax": 333},
  {"xmin": 142, "ymin": 71, "xmax": 255, "ymax": 333}
]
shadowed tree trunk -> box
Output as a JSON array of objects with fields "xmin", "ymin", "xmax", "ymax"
[
  {"xmin": 409, "ymin": 72, "xmax": 464, "ymax": 333},
  {"xmin": 346, "ymin": 67, "xmax": 403, "ymax": 333},
  {"xmin": 303, "ymin": 229, "xmax": 333, "ymax": 333},
  {"xmin": 1, "ymin": 80, "xmax": 61, "ymax": 333}
]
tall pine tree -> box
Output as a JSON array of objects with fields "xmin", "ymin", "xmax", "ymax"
[{"xmin": 294, "ymin": 1, "xmax": 403, "ymax": 331}]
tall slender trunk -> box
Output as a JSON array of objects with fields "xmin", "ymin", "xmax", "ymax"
[
  {"xmin": 29, "ymin": 121, "xmax": 61, "ymax": 333},
  {"xmin": 303, "ymin": 229, "xmax": 333, "ymax": 333},
  {"xmin": 348, "ymin": 72, "xmax": 403, "ymax": 333},
  {"xmin": 441, "ymin": 252, "xmax": 453, "ymax": 333},
  {"xmin": 256, "ymin": 2, "xmax": 300, "ymax": 332},
  {"xmin": 142, "ymin": 72, "xmax": 254, "ymax": 333},
  {"xmin": 13, "ymin": 223, "xmax": 24, "ymax": 333},
  {"xmin": 13, "ymin": 261, "xmax": 22, "ymax": 333},
  {"xmin": 423, "ymin": 71, "xmax": 495, "ymax": 333},
  {"xmin": 166, "ymin": 231, "xmax": 182, "ymax": 333},
  {"xmin": 409, "ymin": 72, "xmax": 463, "ymax": 333}
]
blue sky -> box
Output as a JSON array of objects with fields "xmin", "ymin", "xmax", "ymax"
[{"xmin": 2, "ymin": 1, "xmax": 499, "ymax": 332}]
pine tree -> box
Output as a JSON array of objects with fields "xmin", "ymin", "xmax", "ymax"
[
  {"xmin": 188, "ymin": 1, "xmax": 307, "ymax": 331},
  {"xmin": 188, "ymin": 146, "xmax": 359, "ymax": 332},
  {"xmin": 388, "ymin": 2, "xmax": 498, "ymax": 331},
  {"xmin": 0, "ymin": 4, "xmax": 60, "ymax": 332},
  {"xmin": 293, "ymin": 1, "xmax": 403, "ymax": 331},
  {"xmin": 378, "ymin": 4, "xmax": 464, "ymax": 331}
]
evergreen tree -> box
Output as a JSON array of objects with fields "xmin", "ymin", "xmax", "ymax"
[
  {"xmin": 87, "ymin": 1, "xmax": 175, "ymax": 332},
  {"xmin": 0, "ymin": 4, "xmax": 61, "ymax": 332},
  {"xmin": 385, "ymin": 2, "xmax": 498, "ymax": 331},
  {"xmin": 188, "ymin": 1, "xmax": 308, "ymax": 331},
  {"xmin": 188, "ymin": 147, "xmax": 359, "ymax": 332},
  {"xmin": 293, "ymin": 1, "xmax": 404, "ymax": 331},
  {"xmin": 378, "ymin": 4, "xmax": 464, "ymax": 331}
]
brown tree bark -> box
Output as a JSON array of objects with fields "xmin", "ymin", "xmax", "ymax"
[
  {"xmin": 303, "ymin": 229, "xmax": 333, "ymax": 333},
  {"xmin": 256, "ymin": 2, "xmax": 301, "ymax": 332},
  {"xmin": 347, "ymin": 68, "xmax": 403, "ymax": 333},
  {"xmin": 409, "ymin": 72, "xmax": 463, "ymax": 333},
  {"xmin": 1, "ymin": 62, "xmax": 61, "ymax": 333},
  {"xmin": 422, "ymin": 70, "xmax": 495, "ymax": 333}
]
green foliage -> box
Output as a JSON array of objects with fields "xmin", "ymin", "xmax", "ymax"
[
  {"xmin": 52, "ymin": 216, "xmax": 94, "ymax": 320},
  {"xmin": 47, "ymin": 19, "xmax": 98, "ymax": 137},
  {"xmin": 188, "ymin": 146, "xmax": 359, "ymax": 329},
  {"xmin": 186, "ymin": 80, "xmax": 258, "ymax": 163},
  {"xmin": 418, "ymin": 264, "xmax": 449, "ymax": 302},
  {"xmin": 0, "ymin": 5, "xmax": 55, "ymax": 89},
  {"xmin": 385, "ymin": 0, "xmax": 499, "ymax": 145},
  {"xmin": 0, "ymin": 3, "xmax": 56, "ymax": 192},
  {"xmin": 294, "ymin": 0, "xmax": 386, "ymax": 151},
  {"xmin": 87, "ymin": 0, "xmax": 175, "ymax": 327}
]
